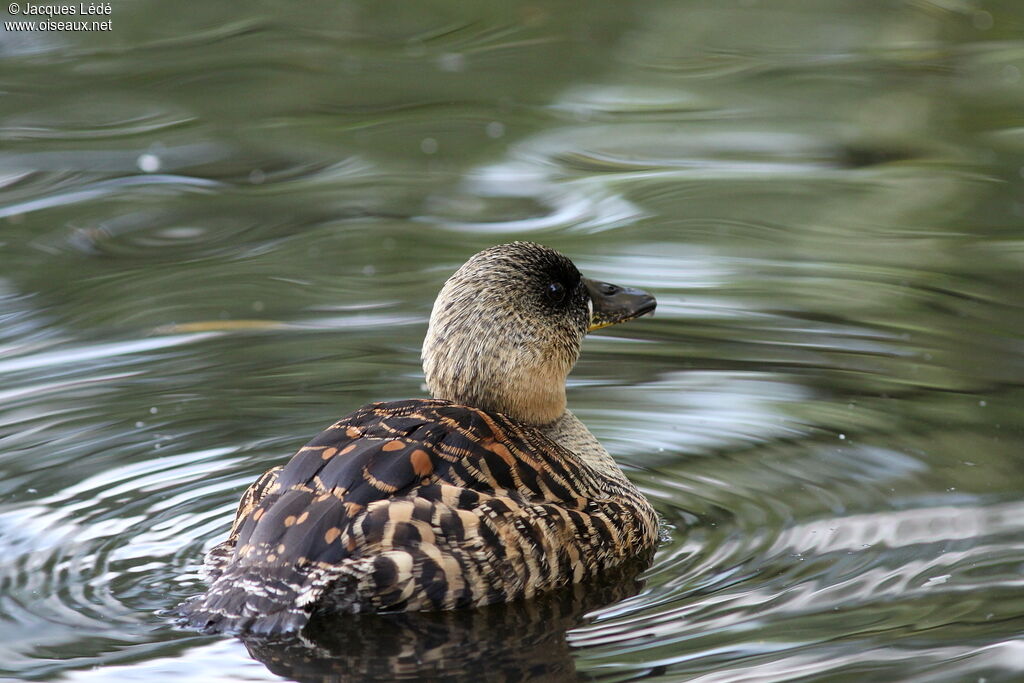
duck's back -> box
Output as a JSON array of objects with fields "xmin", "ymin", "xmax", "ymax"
[{"xmin": 177, "ymin": 399, "xmax": 658, "ymax": 634}]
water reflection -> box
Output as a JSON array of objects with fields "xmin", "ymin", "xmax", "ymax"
[{"xmin": 243, "ymin": 565, "xmax": 646, "ymax": 682}]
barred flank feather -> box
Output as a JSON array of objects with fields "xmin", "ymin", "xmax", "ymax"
[{"xmin": 177, "ymin": 400, "xmax": 658, "ymax": 634}]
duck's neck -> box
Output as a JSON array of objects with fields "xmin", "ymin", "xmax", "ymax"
[
  {"xmin": 422, "ymin": 331, "xmax": 572, "ymax": 425},
  {"xmin": 539, "ymin": 409, "xmax": 631, "ymax": 486}
]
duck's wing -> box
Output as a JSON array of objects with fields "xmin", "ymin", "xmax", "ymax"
[{"xmin": 228, "ymin": 398, "xmax": 590, "ymax": 569}]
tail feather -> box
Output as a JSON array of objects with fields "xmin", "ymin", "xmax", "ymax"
[{"xmin": 176, "ymin": 565, "xmax": 319, "ymax": 635}]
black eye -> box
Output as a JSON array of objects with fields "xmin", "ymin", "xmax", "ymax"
[{"xmin": 546, "ymin": 281, "xmax": 566, "ymax": 303}]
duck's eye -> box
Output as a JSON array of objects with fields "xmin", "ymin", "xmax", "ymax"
[{"xmin": 546, "ymin": 281, "xmax": 566, "ymax": 303}]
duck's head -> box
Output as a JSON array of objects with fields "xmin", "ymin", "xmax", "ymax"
[{"xmin": 422, "ymin": 242, "xmax": 655, "ymax": 425}]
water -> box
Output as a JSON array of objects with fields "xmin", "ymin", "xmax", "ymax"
[{"xmin": 2, "ymin": 0, "xmax": 1024, "ymax": 680}]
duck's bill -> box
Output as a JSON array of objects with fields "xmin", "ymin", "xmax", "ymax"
[{"xmin": 584, "ymin": 277, "xmax": 656, "ymax": 332}]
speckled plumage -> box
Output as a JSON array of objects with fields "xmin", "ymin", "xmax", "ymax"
[{"xmin": 177, "ymin": 242, "xmax": 658, "ymax": 634}]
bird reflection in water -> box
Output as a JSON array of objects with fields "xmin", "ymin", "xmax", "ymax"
[{"xmin": 241, "ymin": 557, "xmax": 650, "ymax": 682}]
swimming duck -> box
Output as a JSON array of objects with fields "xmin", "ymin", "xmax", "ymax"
[{"xmin": 177, "ymin": 242, "xmax": 659, "ymax": 634}]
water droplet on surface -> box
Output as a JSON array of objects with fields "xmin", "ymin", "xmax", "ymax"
[{"xmin": 137, "ymin": 153, "xmax": 160, "ymax": 173}]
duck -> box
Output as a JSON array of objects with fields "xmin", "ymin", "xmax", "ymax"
[{"xmin": 177, "ymin": 241, "xmax": 659, "ymax": 634}]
